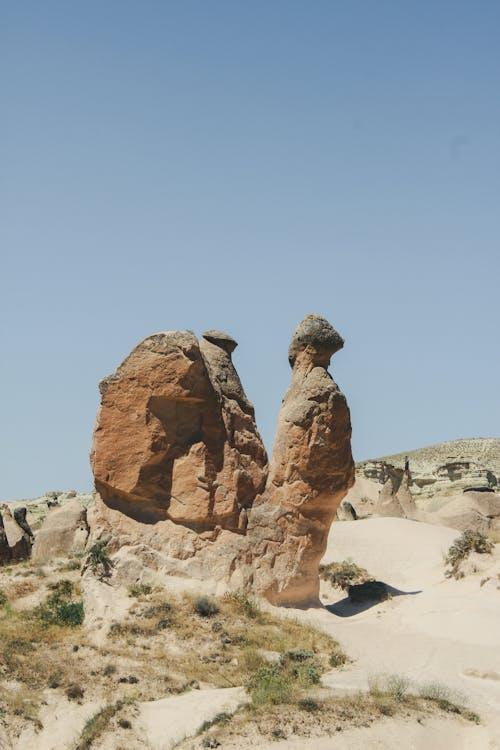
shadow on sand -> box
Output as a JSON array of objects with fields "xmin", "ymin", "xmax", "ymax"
[{"xmin": 325, "ymin": 584, "xmax": 422, "ymax": 618}]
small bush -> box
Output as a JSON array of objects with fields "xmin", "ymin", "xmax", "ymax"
[
  {"xmin": 0, "ymin": 589, "xmax": 7, "ymax": 607},
  {"xmin": 223, "ymin": 591, "xmax": 261, "ymax": 620},
  {"xmin": 66, "ymin": 683, "xmax": 85, "ymax": 701},
  {"xmin": 319, "ymin": 559, "xmax": 372, "ymax": 590},
  {"xmin": 117, "ymin": 718, "xmax": 131, "ymax": 729},
  {"xmin": 128, "ymin": 583, "xmax": 152, "ymax": 598},
  {"xmin": 369, "ymin": 673, "xmax": 411, "ymax": 702},
  {"xmin": 445, "ymin": 530, "xmax": 494, "ymax": 577},
  {"xmin": 247, "ymin": 665, "xmax": 294, "ymax": 705},
  {"xmin": 329, "ymin": 650, "xmax": 347, "ymax": 668},
  {"xmin": 84, "ymin": 540, "xmax": 114, "ymax": 580},
  {"xmin": 35, "ymin": 580, "xmax": 84, "ymax": 627},
  {"xmin": 298, "ymin": 698, "xmax": 320, "ymax": 712},
  {"xmin": 194, "ymin": 596, "xmax": 219, "ymax": 618}
]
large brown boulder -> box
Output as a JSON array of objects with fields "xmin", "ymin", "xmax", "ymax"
[
  {"xmin": 91, "ymin": 330, "xmax": 267, "ymax": 531},
  {"xmin": 89, "ymin": 316, "xmax": 354, "ymax": 606}
]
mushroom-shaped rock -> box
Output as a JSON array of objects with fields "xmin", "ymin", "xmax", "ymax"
[
  {"xmin": 288, "ymin": 314, "xmax": 344, "ymax": 367},
  {"xmin": 249, "ymin": 314, "xmax": 354, "ymax": 605}
]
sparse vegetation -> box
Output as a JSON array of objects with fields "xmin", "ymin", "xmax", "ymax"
[
  {"xmin": 34, "ymin": 579, "xmax": 84, "ymax": 627},
  {"xmin": 0, "ymin": 588, "xmax": 6, "ymax": 607},
  {"xmin": 76, "ymin": 702, "xmax": 120, "ymax": 749},
  {"xmin": 369, "ymin": 673, "xmax": 411, "ymax": 702},
  {"xmin": 84, "ymin": 539, "xmax": 114, "ymax": 580},
  {"xmin": 128, "ymin": 583, "xmax": 153, "ymax": 598},
  {"xmin": 66, "ymin": 683, "xmax": 85, "ymax": 701},
  {"xmin": 194, "ymin": 596, "xmax": 220, "ymax": 618},
  {"xmin": 247, "ymin": 649, "xmax": 322, "ymax": 705},
  {"xmin": 445, "ymin": 529, "xmax": 494, "ymax": 578},
  {"xmin": 319, "ymin": 559, "xmax": 373, "ymax": 589}
]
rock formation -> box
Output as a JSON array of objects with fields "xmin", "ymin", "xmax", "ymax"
[
  {"xmin": 0, "ymin": 513, "xmax": 10, "ymax": 565},
  {"xmin": 31, "ymin": 499, "xmax": 90, "ymax": 562},
  {"xmin": 246, "ymin": 315, "xmax": 354, "ymax": 604},
  {"xmin": 0, "ymin": 506, "xmax": 32, "ymax": 563},
  {"xmin": 342, "ymin": 439, "xmax": 500, "ymax": 532},
  {"xmin": 90, "ymin": 330, "xmax": 267, "ymax": 530},
  {"xmin": 90, "ymin": 315, "xmax": 354, "ymax": 605}
]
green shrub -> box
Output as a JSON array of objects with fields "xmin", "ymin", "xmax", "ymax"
[
  {"xmin": 35, "ymin": 580, "xmax": 84, "ymax": 627},
  {"xmin": 246, "ymin": 665, "xmax": 294, "ymax": 705},
  {"xmin": 319, "ymin": 559, "xmax": 372, "ymax": 590},
  {"xmin": 0, "ymin": 589, "xmax": 7, "ymax": 607},
  {"xmin": 298, "ymin": 698, "xmax": 320, "ymax": 712},
  {"xmin": 194, "ymin": 596, "xmax": 220, "ymax": 618},
  {"xmin": 445, "ymin": 530, "xmax": 494, "ymax": 577},
  {"xmin": 85, "ymin": 540, "xmax": 114, "ymax": 580},
  {"xmin": 329, "ymin": 650, "xmax": 347, "ymax": 668}
]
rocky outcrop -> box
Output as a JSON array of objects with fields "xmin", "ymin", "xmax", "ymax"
[
  {"xmin": 90, "ymin": 315, "xmax": 354, "ymax": 606},
  {"xmin": 0, "ymin": 506, "xmax": 32, "ymax": 563},
  {"xmin": 31, "ymin": 500, "xmax": 90, "ymax": 562},
  {"xmin": 342, "ymin": 440, "xmax": 500, "ymax": 532},
  {"xmin": 358, "ymin": 439, "xmax": 500, "ymax": 501},
  {"xmin": 90, "ymin": 330, "xmax": 267, "ymax": 531},
  {"xmin": 0, "ymin": 513, "xmax": 10, "ymax": 565}
]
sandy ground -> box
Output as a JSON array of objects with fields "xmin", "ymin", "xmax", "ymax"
[
  {"xmin": 115, "ymin": 517, "xmax": 500, "ymax": 750},
  {"xmin": 3, "ymin": 517, "xmax": 499, "ymax": 749},
  {"xmin": 276, "ymin": 518, "xmax": 500, "ymax": 749},
  {"xmin": 137, "ymin": 687, "xmax": 248, "ymax": 748},
  {"xmin": 251, "ymin": 717, "xmax": 491, "ymax": 750}
]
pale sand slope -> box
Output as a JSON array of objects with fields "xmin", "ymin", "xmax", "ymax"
[
  {"xmin": 227, "ymin": 716, "xmax": 491, "ymax": 750},
  {"xmin": 271, "ymin": 518, "xmax": 500, "ymax": 748},
  {"xmin": 136, "ymin": 687, "xmax": 248, "ymax": 749}
]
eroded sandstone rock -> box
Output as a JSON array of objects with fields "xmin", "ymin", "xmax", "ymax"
[
  {"xmin": 91, "ymin": 330, "xmax": 267, "ymax": 531},
  {"xmin": 248, "ymin": 315, "xmax": 354, "ymax": 604},
  {"xmin": 31, "ymin": 499, "xmax": 90, "ymax": 562},
  {"xmin": 0, "ymin": 506, "xmax": 31, "ymax": 562},
  {"xmin": 89, "ymin": 315, "xmax": 354, "ymax": 606}
]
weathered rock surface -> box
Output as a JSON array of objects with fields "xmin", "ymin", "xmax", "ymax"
[
  {"xmin": 342, "ymin": 439, "xmax": 500, "ymax": 532},
  {"xmin": 90, "ymin": 331, "xmax": 267, "ymax": 531},
  {"xmin": 0, "ymin": 506, "xmax": 31, "ymax": 562},
  {"xmin": 359, "ymin": 438, "xmax": 500, "ymax": 501},
  {"xmin": 248, "ymin": 315, "xmax": 354, "ymax": 604},
  {"xmin": 0, "ymin": 513, "xmax": 10, "ymax": 565},
  {"xmin": 31, "ymin": 499, "xmax": 90, "ymax": 562},
  {"xmin": 89, "ymin": 315, "xmax": 354, "ymax": 606}
]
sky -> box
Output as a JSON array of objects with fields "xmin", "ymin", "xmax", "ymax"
[{"xmin": 2, "ymin": 1, "xmax": 499, "ymax": 500}]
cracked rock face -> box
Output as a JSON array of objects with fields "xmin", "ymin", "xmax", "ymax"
[
  {"xmin": 90, "ymin": 330, "xmax": 268, "ymax": 531},
  {"xmin": 90, "ymin": 315, "xmax": 354, "ymax": 605}
]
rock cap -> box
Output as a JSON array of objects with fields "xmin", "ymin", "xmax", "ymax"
[
  {"xmin": 202, "ymin": 330, "xmax": 238, "ymax": 354},
  {"xmin": 288, "ymin": 314, "xmax": 344, "ymax": 367}
]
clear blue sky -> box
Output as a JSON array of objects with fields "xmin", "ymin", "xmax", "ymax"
[{"xmin": 2, "ymin": 1, "xmax": 499, "ymax": 499}]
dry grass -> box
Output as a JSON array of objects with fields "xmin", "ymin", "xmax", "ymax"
[
  {"xmin": 193, "ymin": 685, "xmax": 480, "ymax": 748},
  {"xmin": 107, "ymin": 589, "xmax": 346, "ymax": 691}
]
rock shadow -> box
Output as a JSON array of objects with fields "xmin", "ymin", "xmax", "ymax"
[{"xmin": 325, "ymin": 583, "xmax": 422, "ymax": 618}]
